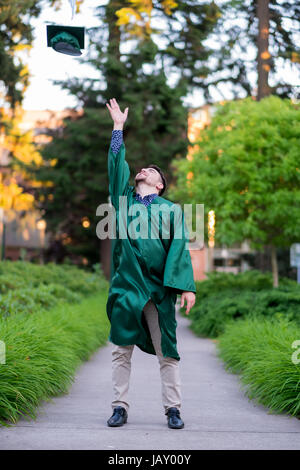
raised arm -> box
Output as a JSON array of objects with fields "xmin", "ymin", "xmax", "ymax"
[{"xmin": 106, "ymin": 98, "xmax": 130, "ymax": 209}]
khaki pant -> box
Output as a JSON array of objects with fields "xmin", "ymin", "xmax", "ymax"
[{"xmin": 111, "ymin": 299, "xmax": 181, "ymax": 415}]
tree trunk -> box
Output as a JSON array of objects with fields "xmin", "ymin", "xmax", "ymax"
[
  {"xmin": 257, "ymin": 0, "xmax": 271, "ymax": 100},
  {"xmin": 270, "ymin": 244, "xmax": 279, "ymax": 287},
  {"xmin": 105, "ymin": 0, "xmax": 123, "ymax": 99}
]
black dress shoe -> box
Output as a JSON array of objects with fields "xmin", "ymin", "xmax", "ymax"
[
  {"xmin": 166, "ymin": 407, "xmax": 184, "ymax": 429},
  {"xmin": 107, "ymin": 406, "xmax": 128, "ymax": 427}
]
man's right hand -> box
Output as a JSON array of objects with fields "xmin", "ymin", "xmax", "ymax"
[
  {"xmin": 106, "ymin": 98, "xmax": 129, "ymax": 127},
  {"xmin": 180, "ymin": 291, "xmax": 196, "ymax": 316}
]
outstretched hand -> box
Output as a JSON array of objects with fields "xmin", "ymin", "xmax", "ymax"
[
  {"xmin": 106, "ymin": 98, "xmax": 129, "ymax": 125},
  {"xmin": 180, "ymin": 291, "xmax": 196, "ymax": 315}
]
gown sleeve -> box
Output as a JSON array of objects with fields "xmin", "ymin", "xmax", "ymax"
[
  {"xmin": 163, "ymin": 204, "xmax": 196, "ymax": 295},
  {"xmin": 108, "ymin": 130, "xmax": 130, "ymax": 210}
]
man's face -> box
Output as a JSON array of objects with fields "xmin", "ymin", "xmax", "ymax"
[{"xmin": 135, "ymin": 167, "xmax": 163, "ymax": 193}]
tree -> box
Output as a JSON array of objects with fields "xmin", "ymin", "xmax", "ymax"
[
  {"xmin": 168, "ymin": 96, "xmax": 300, "ymax": 287},
  {"xmin": 114, "ymin": 0, "xmax": 179, "ymax": 38},
  {"xmin": 113, "ymin": 0, "xmax": 221, "ymax": 92},
  {"xmin": 204, "ymin": 0, "xmax": 300, "ymax": 102}
]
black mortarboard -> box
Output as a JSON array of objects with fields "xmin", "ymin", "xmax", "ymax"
[{"xmin": 47, "ymin": 25, "xmax": 85, "ymax": 56}]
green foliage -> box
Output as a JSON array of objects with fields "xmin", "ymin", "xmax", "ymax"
[
  {"xmin": 0, "ymin": 261, "xmax": 108, "ymax": 318},
  {"xmin": 217, "ymin": 316, "xmax": 300, "ymax": 417},
  {"xmin": 0, "ymin": 284, "xmax": 81, "ymax": 318},
  {"xmin": 188, "ymin": 287, "xmax": 300, "ymax": 338},
  {"xmin": 182, "ymin": 270, "xmax": 300, "ymax": 338},
  {"xmin": 170, "ymin": 96, "xmax": 300, "ymax": 251},
  {"xmin": 188, "ymin": 291, "xmax": 255, "ymax": 338},
  {"xmin": 194, "ymin": 269, "xmax": 274, "ymax": 300},
  {"xmin": 0, "ymin": 291, "xmax": 110, "ymax": 426}
]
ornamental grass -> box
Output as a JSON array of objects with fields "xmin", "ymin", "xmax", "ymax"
[
  {"xmin": 0, "ymin": 291, "xmax": 110, "ymax": 426},
  {"xmin": 217, "ymin": 316, "xmax": 300, "ymax": 417}
]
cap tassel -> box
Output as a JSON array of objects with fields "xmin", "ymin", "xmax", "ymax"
[{"xmin": 69, "ymin": 0, "xmax": 76, "ymax": 19}]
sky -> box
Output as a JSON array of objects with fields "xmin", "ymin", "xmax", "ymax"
[
  {"xmin": 22, "ymin": 0, "xmax": 300, "ymax": 111},
  {"xmin": 23, "ymin": 0, "xmax": 103, "ymax": 110}
]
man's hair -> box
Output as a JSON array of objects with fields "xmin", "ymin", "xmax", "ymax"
[{"xmin": 147, "ymin": 164, "xmax": 167, "ymax": 196}]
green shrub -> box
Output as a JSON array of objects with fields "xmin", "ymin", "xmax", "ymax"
[
  {"xmin": 0, "ymin": 261, "xmax": 108, "ymax": 318},
  {"xmin": 0, "ymin": 261, "xmax": 107, "ymax": 293},
  {"xmin": 217, "ymin": 316, "xmax": 300, "ymax": 417},
  {"xmin": 194, "ymin": 270, "xmax": 275, "ymax": 303},
  {"xmin": 187, "ymin": 290, "xmax": 256, "ymax": 338},
  {"xmin": 184, "ymin": 271, "xmax": 300, "ymax": 338},
  {"xmin": 0, "ymin": 284, "xmax": 83, "ymax": 319},
  {"xmin": 187, "ymin": 288, "xmax": 300, "ymax": 338},
  {"xmin": 0, "ymin": 274, "xmax": 27, "ymax": 293}
]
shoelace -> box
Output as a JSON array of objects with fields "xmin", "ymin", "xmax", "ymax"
[{"xmin": 168, "ymin": 409, "xmax": 180, "ymax": 417}]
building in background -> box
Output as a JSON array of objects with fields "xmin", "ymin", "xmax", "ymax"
[{"xmin": 0, "ymin": 109, "xmax": 81, "ymax": 261}]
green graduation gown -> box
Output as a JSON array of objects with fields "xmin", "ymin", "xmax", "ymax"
[{"xmin": 106, "ymin": 141, "xmax": 196, "ymax": 361}]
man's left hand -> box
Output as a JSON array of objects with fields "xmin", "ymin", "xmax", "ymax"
[{"xmin": 180, "ymin": 291, "xmax": 196, "ymax": 315}]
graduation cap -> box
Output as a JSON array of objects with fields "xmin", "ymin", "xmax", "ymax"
[{"xmin": 47, "ymin": 24, "xmax": 85, "ymax": 56}]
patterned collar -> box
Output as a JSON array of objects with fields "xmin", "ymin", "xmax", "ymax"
[{"xmin": 134, "ymin": 192, "xmax": 158, "ymax": 206}]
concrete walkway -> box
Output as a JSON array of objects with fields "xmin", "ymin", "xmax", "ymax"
[{"xmin": 0, "ymin": 305, "xmax": 299, "ymax": 450}]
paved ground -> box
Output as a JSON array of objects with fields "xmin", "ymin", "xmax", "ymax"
[{"xmin": 0, "ymin": 304, "xmax": 300, "ymax": 450}]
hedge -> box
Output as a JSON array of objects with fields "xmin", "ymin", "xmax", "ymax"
[
  {"xmin": 182, "ymin": 271, "xmax": 300, "ymax": 338},
  {"xmin": 0, "ymin": 261, "xmax": 108, "ymax": 318}
]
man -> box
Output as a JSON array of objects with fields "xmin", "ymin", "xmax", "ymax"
[{"xmin": 105, "ymin": 98, "xmax": 196, "ymax": 429}]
